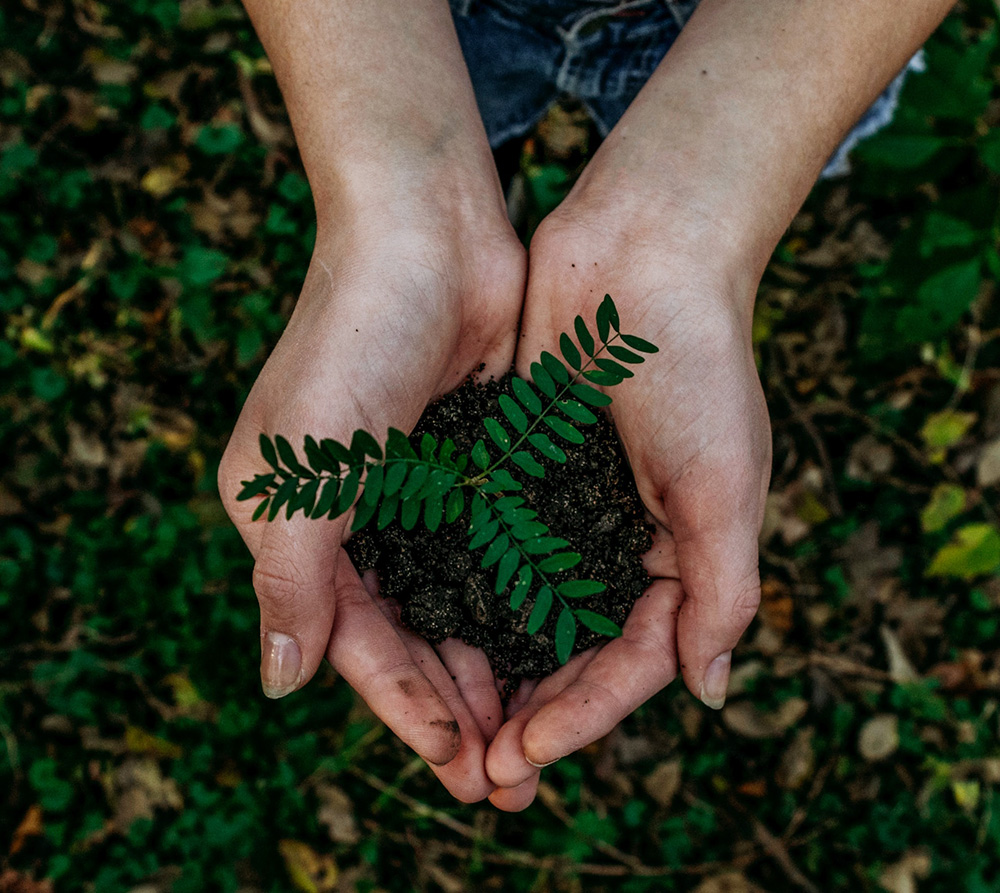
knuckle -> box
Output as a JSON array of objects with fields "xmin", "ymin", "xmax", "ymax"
[{"xmin": 252, "ymin": 552, "xmax": 330, "ymax": 618}]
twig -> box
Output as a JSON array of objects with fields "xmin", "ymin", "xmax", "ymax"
[
  {"xmin": 772, "ymin": 374, "xmax": 844, "ymax": 516},
  {"xmin": 807, "ymin": 652, "xmax": 892, "ymax": 682},
  {"xmin": 352, "ymin": 768, "xmax": 738, "ymax": 878}
]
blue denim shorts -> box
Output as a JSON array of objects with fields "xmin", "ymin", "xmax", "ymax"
[{"xmin": 450, "ymin": 0, "xmax": 924, "ymax": 177}]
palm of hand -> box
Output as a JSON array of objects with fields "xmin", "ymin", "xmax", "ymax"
[
  {"xmin": 220, "ymin": 235, "xmax": 525, "ymax": 802},
  {"xmin": 484, "ymin": 221, "xmax": 771, "ymax": 810}
]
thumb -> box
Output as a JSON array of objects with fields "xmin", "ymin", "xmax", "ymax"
[
  {"xmin": 219, "ymin": 440, "xmax": 340, "ymax": 699},
  {"xmin": 669, "ymin": 464, "xmax": 765, "ymax": 711},
  {"xmin": 252, "ymin": 516, "xmax": 340, "ymax": 698}
]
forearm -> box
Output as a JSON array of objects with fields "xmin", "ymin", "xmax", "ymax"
[
  {"xmin": 567, "ymin": 0, "xmax": 955, "ymax": 287},
  {"xmin": 242, "ymin": 0, "xmax": 506, "ymax": 237}
]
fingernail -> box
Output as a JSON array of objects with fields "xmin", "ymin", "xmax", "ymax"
[
  {"xmin": 526, "ymin": 757, "xmax": 559, "ymax": 769},
  {"xmin": 699, "ymin": 651, "xmax": 731, "ymax": 710},
  {"xmin": 261, "ymin": 631, "xmax": 302, "ymax": 699}
]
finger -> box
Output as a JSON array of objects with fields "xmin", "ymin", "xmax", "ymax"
[
  {"xmin": 369, "ymin": 585, "xmax": 494, "ymax": 802},
  {"xmin": 488, "ymin": 774, "xmax": 540, "ymax": 812},
  {"xmin": 667, "ymin": 467, "xmax": 764, "ymax": 711},
  {"xmin": 519, "ymin": 579, "xmax": 683, "ymax": 768},
  {"xmin": 485, "ymin": 648, "xmax": 599, "ymax": 788},
  {"xmin": 327, "ymin": 558, "xmax": 462, "ymax": 768},
  {"xmin": 436, "ymin": 638, "xmax": 504, "ymax": 742},
  {"xmin": 504, "ymin": 678, "xmax": 538, "ymax": 719},
  {"xmin": 252, "ymin": 514, "xmax": 341, "ymax": 699}
]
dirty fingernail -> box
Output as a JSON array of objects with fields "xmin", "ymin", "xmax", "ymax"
[
  {"xmin": 261, "ymin": 631, "xmax": 302, "ymax": 699},
  {"xmin": 699, "ymin": 651, "xmax": 731, "ymax": 710}
]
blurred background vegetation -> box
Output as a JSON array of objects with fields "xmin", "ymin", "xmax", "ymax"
[{"xmin": 1, "ymin": 1, "xmax": 999, "ymax": 891}]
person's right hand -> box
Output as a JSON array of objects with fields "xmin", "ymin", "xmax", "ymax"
[{"xmin": 218, "ymin": 200, "xmax": 525, "ymax": 802}]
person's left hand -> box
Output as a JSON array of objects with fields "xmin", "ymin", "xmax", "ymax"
[{"xmin": 484, "ymin": 195, "xmax": 772, "ymax": 811}]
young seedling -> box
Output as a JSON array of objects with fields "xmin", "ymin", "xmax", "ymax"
[{"xmin": 236, "ymin": 295, "xmax": 658, "ymax": 665}]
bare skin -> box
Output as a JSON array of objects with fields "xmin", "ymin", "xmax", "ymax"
[{"xmin": 223, "ymin": 0, "xmax": 956, "ymax": 809}]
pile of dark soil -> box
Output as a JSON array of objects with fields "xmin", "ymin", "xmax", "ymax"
[{"xmin": 346, "ymin": 374, "xmax": 650, "ymax": 683}]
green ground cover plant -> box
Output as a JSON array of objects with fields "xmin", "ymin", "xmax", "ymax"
[{"xmin": 1, "ymin": 1, "xmax": 998, "ymax": 891}]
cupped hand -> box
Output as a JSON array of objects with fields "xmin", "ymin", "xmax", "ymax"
[
  {"xmin": 486, "ymin": 207, "xmax": 772, "ymax": 810},
  {"xmin": 219, "ymin": 217, "xmax": 525, "ymax": 802}
]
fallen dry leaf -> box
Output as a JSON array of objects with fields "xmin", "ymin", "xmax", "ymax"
[
  {"xmin": 722, "ymin": 698, "xmax": 808, "ymax": 739},
  {"xmin": 879, "ymin": 849, "xmax": 931, "ymax": 893},
  {"xmin": 977, "ymin": 439, "xmax": 1000, "ymax": 487},
  {"xmin": 104, "ymin": 757, "xmax": 183, "ymax": 833},
  {"xmin": 777, "ymin": 727, "xmax": 816, "ymax": 790},
  {"xmin": 0, "ymin": 870, "xmax": 54, "ymax": 893},
  {"xmin": 278, "ymin": 840, "xmax": 338, "ymax": 893},
  {"xmin": 858, "ymin": 714, "xmax": 899, "ymax": 762},
  {"xmin": 692, "ymin": 872, "xmax": 764, "ymax": 893},
  {"xmin": 8, "ymin": 805, "xmax": 43, "ymax": 856},
  {"xmin": 643, "ymin": 760, "xmax": 682, "ymax": 808},
  {"xmin": 314, "ymin": 783, "xmax": 360, "ymax": 846}
]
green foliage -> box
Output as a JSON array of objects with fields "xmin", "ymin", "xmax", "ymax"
[{"xmin": 240, "ymin": 295, "xmax": 657, "ymax": 663}]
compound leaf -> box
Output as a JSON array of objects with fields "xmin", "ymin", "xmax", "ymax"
[
  {"xmin": 528, "ymin": 432, "xmax": 567, "ymax": 463},
  {"xmin": 321, "ymin": 437, "xmax": 356, "ymax": 468},
  {"xmin": 574, "ymin": 315, "xmax": 595, "ymax": 356},
  {"xmin": 383, "ymin": 461, "xmax": 407, "ymax": 497},
  {"xmin": 527, "ymin": 587, "xmax": 553, "ymax": 634},
  {"xmin": 489, "ymin": 469, "xmax": 523, "ymax": 491},
  {"xmin": 293, "ymin": 477, "xmax": 320, "ymax": 517},
  {"xmin": 350, "ymin": 493, "xmax": 378, "ymax": 531},
  {"xmin": 481, "ymin": 533, "xmax": 510, "ymax": 568},
  {"xmin": 511, "ymin": 450, "xmax": 546, "ymax": 478},
  {"xmin": 420, "ymin": 432, "xmax": 436, "ymax": 461},
  {"xmin": 530, "ymin": 362, "xmax": 556, "ymax": 397},
  {"xmin": 544, "ymin": 416, "xmax": 584, "ymax": 444},
  {"xmin": 495, "ymin": 549, "xmax": 520, "ymax": 594},
  {"xmin": 238, "ymin": 473, "xmax": 275, "ymax": 501},
  {"xmin": 304, "ymin": 435, "xmax": 336, "ymax": 473},
  {"xmin": 276, "ymin": 435, "xmax": 312, "ymax": 478},
  {"xmin": 520, "ymin": 535, "xmax": 571, "ymax": 554},
  {"xmin": 621, "ymin": 333, "xmax": 659, "ymax": 354},
  {"xmin": 471, "ymin": 439, "xmax": 491, "ymax": 470},
  {"xmin": 555, "ymin": 607, "xmax": 577, "ymax": 664},
  {"xmin": 385, "ymin": 427, "xmax": 417, "ymax": 460},
  {"xmin": 512, "ymin": 377, "xmax": 542, "ymax": 414},
  {"xmin": 498, "ymin": 394, "xmax": 528, "ymax": 433},
  {"xmin": 510, "ymin": 566, "xmax": 533, "ymax": 610},
  {"xmin": 537, "ymin": 552, "xmax": 582, "ymax": 573},
  {"xmin": 400, "ymin": 497, "xmax": 421, "ymax": 531},
  {"xmin": 445, "ymin": 488, "xmax": 465, "ymax": 523},
  {"xmin": 361, "ymin": 464, "xmax": 384, "ymax": 506},
  {"xmin": 335, "ymin": 470, "xmax": 360, "ymax": 515},
  {"xmin": 558, "ymin": 579, "xmax": 607, "ymax": 598},
  {"xmin": 424, "ymin": 493, "xmax": 444, "ymax": 532},
  {"xmin": 350, "ymin": 429, "xmax": 383, "ymax": 462},
  {"xmin": 583, "ymin": 369, "xmax": 623, "ymax": 387},
  {"xmin": 595, "ymin": 357, "xmax": 633, "ymax": 379},
  {"xmin": 268, "ymin": 478, "xmax": 297, "ymax": 521},
  {"xmin": 556, "ymin": 399, "xmax": 597, "ymax": 424},
  {"xmin": 560, "ymin": 332, "xmax": 582, "ymax": 370},
  {"xmin": 575, "ymin": 609, "xmax": 623, "ymax": 638},
  {"xmin": 401, "ymin": 465, "xmax": 430, "ymax": 499},
  {"xmin": 484, "ymin": 417, "xmax": 511, "ymax": 451},
  {"xmin": 569, "ymin": 382, "xmax": 612, "ymax": 407},
  {"xmin": 260, "ymin": 433, "xmax": 279, "ymax": 471},
  {"xmin": 510, "ymin": 521, "xmax": 550, "ymax": 542},
  {"xmin": 251, "ymin": 497, "xmax": 270, "ymax": 521},
  {"xmin": 540, "ymin": 350, "xmax": 571, "ymax": 385},
  {"xmin": 469, "ymin": 517, "xmax": 500, "ymax": 550},
  {"xmin": 377, "ymin": 492, "xmax": 399, "ymax": 530},
  {"xmin": 607, "ymin": 344, "xmax": 644, "ymax": 364},
  {"xmin": 313, "ymin": 478, "xmax": 340, "ymax": 517}
]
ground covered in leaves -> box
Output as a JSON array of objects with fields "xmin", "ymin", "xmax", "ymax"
[{"xmin": 2, "ymin": 2, "xmax": 1000, "ymax": 892}]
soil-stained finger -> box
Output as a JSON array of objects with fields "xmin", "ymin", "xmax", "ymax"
[{"xmin": 326, "ymin": 559, "xmax": 462, "ymax": 767}]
